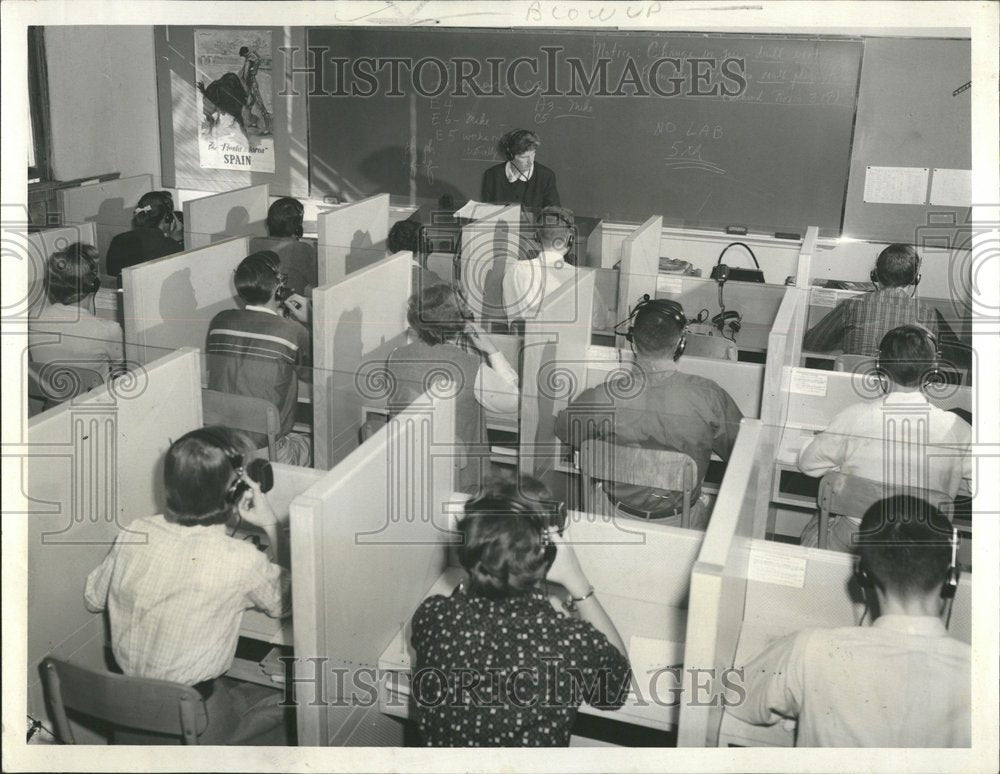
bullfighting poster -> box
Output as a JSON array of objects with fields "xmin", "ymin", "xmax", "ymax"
[{"xmin": 194, "ymin": 29, "xmax": 275, "ymax": 173}]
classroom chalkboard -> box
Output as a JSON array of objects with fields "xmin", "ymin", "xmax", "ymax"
[{"xmin": 307, "ymin": 28, "xmax": 862, "ymax": 236}]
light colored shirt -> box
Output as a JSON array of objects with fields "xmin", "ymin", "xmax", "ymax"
[
  {"xmin": 503, "ymin": 248, "xmax": 575, "ymax": 322},
  {"xmin": 729, "ymin": 615, "xmax": 971, "ymax": 747},
  {"xmin": 28, "ymin": 302, "xmax": 124, "ymax": 375},
  {"xmin": 84, "ymin": 514, "xmax": 289, "ymax": 685},
  {"xmin": 504, "ymin": 161, "xmax": 533, "ymax": 183},
  {"xmin": 798, "ymin": 390, "xmax": 971, "ymax": 501},
  {"xmin": 474, "ymin": 351, "xmax": 519, "ymax": 415}
]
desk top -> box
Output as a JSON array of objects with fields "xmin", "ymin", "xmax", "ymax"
[
  {"xmin": 718, "ymin": 620, "xmax": 799, "ymax": 747},
  {"xmin": 378, "ymin": 567, "xmax": 688, "ymax": 731}
]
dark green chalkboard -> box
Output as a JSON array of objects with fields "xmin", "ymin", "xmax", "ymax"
[{"xmin": 307, "ymin": 28, "xmax": 862, "ymax": 236}]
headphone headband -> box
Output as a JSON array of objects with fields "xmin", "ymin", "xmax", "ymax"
[{"xmin": 616, "ymin": 295, "xmax": 687, "ymax": 361}]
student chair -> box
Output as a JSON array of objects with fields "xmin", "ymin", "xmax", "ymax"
[
  {"xmin": 816, "ymin": 472, "xmax": 954, "ymax": 550},
  {"xmin": 201, "ymin": 389, "xmax": 281, "ymax": 461},
  {"xmin": 27, "ymin": 362, "xmax": 106, "ymax": 416},
  {"xmin": 683, "ymin": 333, "xmax": 738, "ymax": 361},
  {"xmin": 578, "ymin": 438, "xmax": 699, "ymax": 528},
  {"xmin": 40, "ymin": 656, "xmax": 207, "ymax": 744}
]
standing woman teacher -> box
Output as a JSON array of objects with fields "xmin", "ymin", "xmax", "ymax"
[{"xmin": 481, "ymin": 129, "xmax": 560, "ymax": 217}]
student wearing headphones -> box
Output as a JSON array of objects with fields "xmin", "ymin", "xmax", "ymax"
[
  {"xmin": 797, "ymin": 325, "xmax": 972, "ymax": 551},
  {"xmin": 803, "ymin": 243, "xmax": 938, "ymax": 356},
  {"xmin": 84, "ymin": 427, "xmax": 293, "ymax": 744},
  {"xmin": 481, "ymin": 129, "xmax": 561, "ymax": 218},
  {"xmin": 249, "ymin": 197, "xmax": 317, "ymax": 297},
  {"xmin": 502, "ymin": 206, "xmax": 600, "ymax": 327},
  {"xmin": 554, "ymin": 298, "xmax": 743, "ymax": 527},
  {"xmin": 410, "ymin": 476, "xmax": 630, "ymax": 746},
  {"xmin": 28, "ymin": 242, "xmax": 125, "ymax": 383},
  {"xmin": 385, "ymin": 282, "xmax": 518, "ymax": 492},
  {"xmin": 106, "ymin": 191, "xmax": 184, "ymax": 281},
  {"xmin": 206, "ymin": 251, "xmax": 312, "ymax": 466},
  {"xmin": 730, "ymin": 495, "xmax": 970, "ymax": 747}
]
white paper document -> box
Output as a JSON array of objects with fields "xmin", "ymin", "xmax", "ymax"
[{"xmin": 863, "ymin": 166, "xmax": 929, "ymax": 205}]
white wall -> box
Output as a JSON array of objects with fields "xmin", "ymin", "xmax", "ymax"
[{"xmin": 46, "ymin": 26, "xmax": 160, "ymax": 183}]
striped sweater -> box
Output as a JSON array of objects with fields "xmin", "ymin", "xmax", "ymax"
[{"xmin": 206, "ymin": 307, "xmax": 310, "ymax": 443}]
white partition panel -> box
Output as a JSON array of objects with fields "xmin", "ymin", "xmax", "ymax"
[
  {"xmin": 316, "ymin": 193, "xmax": 390, "ymax": 287},
  {"xmin": 616, "ymin": 215, "xmax": 662, "ymax": 331},
  {"xmin": 57, "ymin": 174, "xmax": 154, "ymax": 268},
  {"xmin": 312, "ymin": 251, "xmax": 411, "ymax": 469},
  {"xmin": 458, "ymin": 204, "xmax": 521, "ymax": 323},
  {"xmin": 183, "ymin": 184, "xmax": 269, "ymax": 250},
  {"xmin": 520, "ymin": 270, "xmax": 597, "ymax": 478},
  {"xmin": 25, "ymin": 349, "xmax": 204, "ymax": 728},
  {"xmin": 121, "ymin": 236, "xmax": 249, "ymax": 365},
  {"xmin": 291, "ymin": 389, "xmax": 456, "ymax": 746}
]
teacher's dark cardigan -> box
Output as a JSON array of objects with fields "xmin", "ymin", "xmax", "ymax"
[{"xmin": 481, "ymin": 162, "xmax": 561, "ymax": 214}]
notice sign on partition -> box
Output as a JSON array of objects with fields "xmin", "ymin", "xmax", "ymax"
[{"xmin": 194, "ymin": 29, "xmax": 275, "ymax": 173}]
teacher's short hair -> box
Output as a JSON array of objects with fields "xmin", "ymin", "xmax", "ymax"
[{"xmin": 498, "ymin": 129, "xmax": 540, "ymax": 160}]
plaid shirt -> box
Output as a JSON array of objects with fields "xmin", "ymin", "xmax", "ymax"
[
  {"xmin": 803, "ymin": 287, "xmax": 938, "ymax": 356},
  {"xmin": 85, "ymin": 514, "xmax": 289, "ymax": 685}
]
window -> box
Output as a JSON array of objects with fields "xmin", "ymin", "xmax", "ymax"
[{"xmin": 28, "ymin": 27, "xmax": 52, "ymax": 183}]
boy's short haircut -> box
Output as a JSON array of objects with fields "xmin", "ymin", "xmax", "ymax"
[
  {"xmin": 632, "ymin": 303, "xmax": 683, "ymax": 357},
  {"xmin": 164, "ymin": 426, "xmax": 252, "ymax": 526},
  {"xmin": 407, "ymin": 283, "xmax": 466, "ymax": 346},
  {"xmin": 132, "ymin": 191, "xmax": 172, "ymax": 229},
  {"xmin": 235, "ymin": 251, "xmax": 282, "ymax": 305},
  {"xmin": 878, "ymin": 324, "xmax": 937, "ymax": 387},
  {"xmin": 874, "ymin": 243, "xmax": 920, "ymax": 287},
  {"xmin": 857, "ymin": 495, "xmax": 952, "ymax": 597},
  {"xmin": 266, "ymin": 197, "xmax": 305, "ymax": 239},
  {"xmin": 47, "ymin": 242, "xmax": 101, "ymax": 305},
  {"xmin": 388, "ymin": 219, "xmax": 423, "ymax": 255},
  {"xmin": 537, "ymin": 206, "xmax": 575, "ymax": 245}
]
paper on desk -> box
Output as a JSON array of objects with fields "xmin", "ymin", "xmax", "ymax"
[
  {"xmin": 454, "ymin": 201, "xmax": 508, "ymax": 221},
  {"xmin": 656, "ymin": 275, "xmax": 683, "ymax": 295},
  {"xmin": 810, "ymin": 288, "xmax": 838, "ymax": 308},
  {"xmin": 748, "ymin": 547, "xmax": 807, "ymax": 588},
  {"xmin": 628, "ymin": 636, "xmax": 684, "ymax": 704},
  {"xmin": 790, "ymin": 370, "xmax": 828, "ymax": 397},
  {"xmin": 94, "ymin": 288, "xmax": 119, "ymax": 311}
]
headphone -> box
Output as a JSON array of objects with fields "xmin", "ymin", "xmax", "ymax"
[
  {"xmin": 498, "ymin": 129, "xmax": 537, "ymax": 162},
  {"xmin": 874, "ymin": 325, "xmax": 942, "ymax": 391},
  {"xmin": 537, "ymin": 206, "xmax": 575, "ymax": 254},
  {"xmin": 854, "ymin": 526, "xmax": 961, "ymax": 618},
  {"xmin": 616, "ymin": 295, "xmax": 688, "ymax": 361},
  {"xmin": 462, "ymin": 489, "xmax": 566, "ymax": 568},
  {"xmin": 870, "ymin": 248, "xmax": 922, "ymax": 290},
  {"xmin": 245, "ymin": 253, "xmax": 292, "ymax": 303},
  {"xmin": 79, "ymin": 249, "xmax": 102, "ymax": 296},
  {"xmin": 194, "ymin": 427, "xmax": 274, "ymax": 510}
]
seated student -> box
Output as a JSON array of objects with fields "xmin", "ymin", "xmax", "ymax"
[
  {"xmin": 730, "ymin": 495, "xmax": 970, "ymax": 747},
  {"xmin": 106, "ymin": 191, "xmax": 184, "ymax": 281},
  {"xmin": 797, "ymin": 325, "xmax": 972, "ymax": 551},
  {"xmin": 206, "ymin": 251, "xmax": 312, "ymax": 466},
  {"xmin": 554, "ymin": 298, "xmax": 743, "ymax": 527},
  {"xmin": 84, "ymin": 427, "xmax": 293, "ymax": 745},
  {"xmin": 803, "ymin": 243, "xmax": 938, "ymax": 356},
  {"xmin": 503, "ymin": 206, "xmax": 608, "ymax": 330},
  {"xmin": 410, "ymin": 476, "xmax": 630, "ymax": 746},
  {"xmin": 28, "ymin": 242, "xmax": 125, "ymax": 389},
  {"xmin": 386, "ymin": 283, "xmax": 518, "ymax": 492},
  {"xmin": 387, "ymin": 217, "xmax": 445, "ymax": 293},
  {"xmin": 249, "ymin": 197, "xmax": 317, "ymax": 297}
]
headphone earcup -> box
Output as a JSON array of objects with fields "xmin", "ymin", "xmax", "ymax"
[
  {"xmin": 941, "ymin": 567, "xmax": 960, "ymax": 599},
  {"xmin": 869, "ymin": 268, "xmax": 879, "ymax": 286},
  {"xmin": 674, "ymin": 334, "xmax": 686, "ymax": 361}
]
